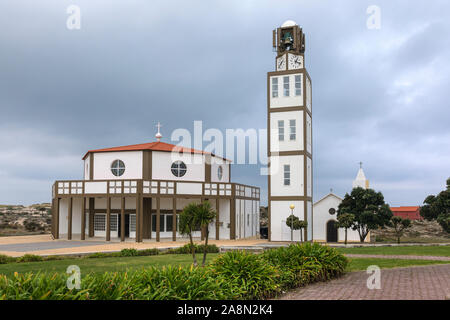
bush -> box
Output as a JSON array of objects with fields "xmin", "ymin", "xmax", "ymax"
[
  {"xmin": 0, "ymin": 254, "xmax": 16, "ymax": 264},
  {"xmin": 137, "ymin": 248, "xmax": 159, "ymax": 256},
  {"xmin": 211, "ymin": 250, "xmax": 280, "ymax": 299},
  {"xmin": 120, "ymin": 248, "xmax": 139, "ymax": 257},
  {"xmin": 167, "ymin": 243, "xmax": 219, "ymax": 254},
  {"xmin": 17, "ymin": 254, "xmax": 43, "ymax": 263}
]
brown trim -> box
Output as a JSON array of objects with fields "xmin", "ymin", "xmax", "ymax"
[
  {"xmin": 269, "ymin": 150, "xmax": 312, "ymax": 158},
  {"xmin": 215, "ymin": 197, "xmax": 220, "ymax": 240},
  {"xmin": 81, "ymin": 197, "xmax": 86, "ymax": 240},
  {"xmin": 267, "ymin": 68, "xmax": 272, "ymax": 241},
  {"xmin": 106, "ymin": 196, "xmax": 111, "ymax": 241},
  {"xmin": 205, "ymin": 155, "xmax": 211, "ymax": 183},
  {"xmin": 89, "ymin": 153, "xmax": 94, "ymax": 180},
  {"xmin": 156, "ymin": 197, "xmax": 161, "ymax": 242},
  {"xmin": 120, "ymin": 197, "xmax": 125, "ymax": 242},
  {"xmin": 230, "ymin": 198, "xmax": 236, "ymax": 240},
  {"xmin": 142, "ymin": 150, "xmax": 151, "ymax": 180},
  {"xmin": 55, "ymin": 198, "xmax": 60, "ymax": 239},
  {"xmin": 88, "ymin": 198, "xmax": 94, "ymax": 237},
  {"xmin": 172, "ymin": 197, "xmax": 176, "ymax": 241},
  {"xmin": 268, "ymin": 106, "xmax": 312, "ymax": 118},
  {"xmin": 269, "ymin": 196, "xmax": 312, "ymax": 201},
  {"xmin": 67, "ymin": 197, "xmax": 73, "ymax": 240}
]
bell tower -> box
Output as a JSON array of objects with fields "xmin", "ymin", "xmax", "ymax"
[{"xmin": 267, "ymin": 20, "xmax": 313, "ymax": 241}]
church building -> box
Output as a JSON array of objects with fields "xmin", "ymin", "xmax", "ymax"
[
  {"xmin": 51, "ymin": 127, "xmax": 260, "ymax": 242},
  {"xmin": 312, "ymin": 166, "xmax": 371, "ymax": 243}
]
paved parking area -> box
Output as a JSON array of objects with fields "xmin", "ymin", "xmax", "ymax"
[
  {"xmin": 279, "ymin": 264, "xmax": 450, "ymax": 300},
  {"xmin": 0, "ymin": 241, "xmax": 107, "ymax": 252}
]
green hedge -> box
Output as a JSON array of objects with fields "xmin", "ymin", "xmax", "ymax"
[{"xmin": 0, "ymin": 243, "xmax": 347, "ymax": 300}]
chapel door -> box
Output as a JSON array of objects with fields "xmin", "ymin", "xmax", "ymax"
[{"xmin": 326, "ymin": 220, "xmax": 338, "ymax": 242}]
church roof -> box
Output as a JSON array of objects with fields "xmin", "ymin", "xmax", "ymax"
[
  {"xmin": 313, "ymin": 193, "xmax": 343, "ymax": 206},
  {"xmin": 355, "ymin": 168, "xmax": 366, "ymax": 181},
  {"xmin": 82, "ymin": 141, "xmax": 230, "ymax": 161}
]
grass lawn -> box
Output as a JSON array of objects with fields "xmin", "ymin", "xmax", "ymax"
[
  {"xmin": 336, "ymin": 245, "xmax": 450, "ymax": 257},
  {"xmin": 0, "ymin": 253, "xmax": 220, "ymax": 278},
  {"xmin": 346, "ymin": 258, "xmax": 449, "ymax": 271}
]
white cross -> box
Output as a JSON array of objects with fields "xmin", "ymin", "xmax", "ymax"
[{"xmin": 156, "ymin": 122, "xmax": 162, "ymax": 133}]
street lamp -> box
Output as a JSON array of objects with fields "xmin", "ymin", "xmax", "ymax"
[{"xmin": 289, "ymin": 204, "xmax": 295, "ymax": 242}]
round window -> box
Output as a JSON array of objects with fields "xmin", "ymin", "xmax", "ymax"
[
  {"xmin": 217, "ymin": 166, "xmax": 223, "ymax": 180},
  {"xmin": 329, "ymin": 208, "xmax": 336, "ymax": 215},
  {"xmin": 171, "ymin": 161, "xmax": 187, "ymax": 177},
  {"xmin": 111, "ymin": 160, "xmax": 125, "ymax": 177}
]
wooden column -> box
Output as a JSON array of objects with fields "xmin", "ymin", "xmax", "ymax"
[
  {"xmin": 156, "ymin": 197, "xmax": 160, "ymax": 242},
  {"xmin": 230, "ymin": 198, "xmax": 236, "ymax": 240},
  {"xmin": 120, "ymin": 197, "xmax": 125, "ymax": 242},
  {"xmin": 216, "ymin": 198, "xmax": 220, "ymax": 240},
  {"xmin": 172, "ymin": 197, "xmax": 176, "ymax": 241},
  {"xmin": 67, "ymin": 197, "xmax": 73, "ymax": 240},
  {"xmin": 106, "ymin": 196, "xmax": 111, "ymax": 241},
  {"xmin": 200, "ymin": 198, "xmax": 205, "ymax": 241},
  {"xmin": 88, "ymin": 198, "xmax": 95, "ymax": 237},
  {"xmin": 81, "ymin": 197, "xmax": 86, "ymax": 240},
  {"xmin": 140, "ymin": 195, "xmax": 144, "ymax": 240},
  {"xmin": 135, "ymin": 194, "xmax": 142, "ymax": 242},
  {"xmin": 55, "ymin": 198, "xmax": 60, "ymax": 239}
]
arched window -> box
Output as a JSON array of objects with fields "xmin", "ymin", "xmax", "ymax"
[
  {"xmin": 111, "ymin": 160, "xmax": 125, "ymax": 177},
  {"xmin": 217, "ymin": 166, "xmax": 223, "ymax": 180},
  {"xmin": 171, "ymin": 161, "xmax": 187, "ymax": 177}
]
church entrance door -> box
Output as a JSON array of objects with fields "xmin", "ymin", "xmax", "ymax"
[{"xmin": 326, "ymin": 220, "xmax": 338, "ymax": 242}]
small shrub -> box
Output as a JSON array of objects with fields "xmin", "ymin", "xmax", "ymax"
[
  {"xmin": 17, "ymin": 254, "xmax": 43, "ymax": 263},
  {"xmin": 0, "ymin": 254, "xmax": 16, "ymax": 264},
  {"xmin": 211, "ymin": 250, "xmax": 280, "ymax": 299},
  {"xmin": 120, "ymin": 248, "xmax": 139, "ymax": 257},
  {"xmin": 137, "ymin": 248, "xmax": 159, "ymax": 256},
  {"xmin": 167, "ymin": 243, "xmax": 219, "ymax": 254}
]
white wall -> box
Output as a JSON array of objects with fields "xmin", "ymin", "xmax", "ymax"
[
  {"xmin": 313, "ymin": 194, "xmax": 361, "ymax": 242},
  {"xmin": 152, "ymin": 151, "xmax": 205, "ymax": 181},
  {"xmin": 84, "ymin": 154, "xmax": 90, "ymax": 179},
  {"xmin": 306, "ymin": 113, "xmax": 312, "ymax": 154},
  {"xmin": 270, "ymin": 110, "xmax": 304, "ymax": 152},
  {"xmin": 306, "ymin": 76, "xmax": 312, "ymax": 112},
  {"xmin": 270, "ymin": 73, "xmax": 304, "ymax": 108},
  {"xmin": 210, "ymin": 157, "xmax": 230, "ymax": 183},
  {"xmin": 93, "ymin": 151, "xmax": 143, "ymax": 180},
  {"xmin": 269, "ymin": 155, "xmax": 304, "ymax": 197},
  {"xmin": 270, "ymin": 200, "xmax": 305, "ymax": 242},
  {"xmin": 58, "ymin": 198, "xmax": 83, "ymax": 238}
]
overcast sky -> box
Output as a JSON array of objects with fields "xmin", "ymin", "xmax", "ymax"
[{"xmin": 0, "ymin": 0, "xmax": 449, "ymax": 206}]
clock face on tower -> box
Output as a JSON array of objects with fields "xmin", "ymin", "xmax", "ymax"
[
  {"xmin": 288, "ymin": 53, "xmax": 303, "ymax": 70},
  {"xmin": 276, "ymin": 55, "xmax": 286, "ymax": 71}
]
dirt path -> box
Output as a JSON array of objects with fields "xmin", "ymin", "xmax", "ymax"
[{"xmin": 344, "ymin": 253, "xmax": 450, "ymax": 261}]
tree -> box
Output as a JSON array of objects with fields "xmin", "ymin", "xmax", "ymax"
[
  {"xmin": 286, "ymin": 214, "xmax": 300, "ymax": 242},
  {"xmin": 179, "ymin": 203, "xmax": 200, "ymax": 267},
  {"xmin": 390, "ymin": 216, "xmax": 411, "ymax": 244},
  {"xmin": 336, "ymin": 213, "xmax": 355, "ymax": 245},
  {"xmin": 338, "ymin": 187, "xmax": 393, "ymax": 243},
  {"xmin": 420, "ymin": 178, "xmax": 450, "ymax": 233},
  {"xmin": 196, "ymin": 201, "xmax": 216, "ymax": 267}
]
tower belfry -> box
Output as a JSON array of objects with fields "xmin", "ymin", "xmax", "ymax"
[{"xmin": 268, "ymin": 20, "xmax": 313, "ymax": 242}]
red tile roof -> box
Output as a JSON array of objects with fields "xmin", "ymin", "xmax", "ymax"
[
  {"xmin": 390, "ymin": 206, "xmax": 420, "ymax": 212},
  {"xmin": 82, "ymin": 141, "xmax": 230, "ymax": 161}
]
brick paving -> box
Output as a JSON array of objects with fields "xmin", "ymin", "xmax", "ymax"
[
  {"xmin": 279, "ymin": 264, "xmax": 450, "ymax": 300},
  {"xmin": 344, "ymin": 254, "xmax": 450, "ymax": 261}
]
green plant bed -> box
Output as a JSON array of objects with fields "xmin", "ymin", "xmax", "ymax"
[
  {"xmin": 346, "ymin": 258, "xmax": 449, "ymax": 271},
  {"xmin": 336, "ymin": 245, "xmax": 450, "ymax": 257},
  {"xmin": 0, "ymin": 254, "xmax": 220, "ymax": 278}
]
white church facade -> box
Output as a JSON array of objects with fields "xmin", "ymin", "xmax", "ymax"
[
  {"xmin": 312, "ymin": 167, "xmax": 371, "ymax": 243},
  {"xmin": 51, "ymin": 131, "xmax": 260, "ymax": 242}
]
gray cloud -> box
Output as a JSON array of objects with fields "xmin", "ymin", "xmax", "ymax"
[{"xmin": 0, "ymin": 0, "xmax": 449, "ymax": 205}]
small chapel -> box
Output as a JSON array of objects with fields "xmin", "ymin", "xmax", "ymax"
[{"xmin": 312, "ymin": 165, "xmax": 372, "ymax": 243}]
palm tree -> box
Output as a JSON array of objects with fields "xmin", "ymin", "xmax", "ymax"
[
  {"xmin": 179, "ymin": 203, "xmax": 199, "ymax": 266},
  {"xmin": 196, "ymin": 201, "xmax": 216, "ymax": 266}
]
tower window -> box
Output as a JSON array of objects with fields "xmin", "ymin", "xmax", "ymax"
[
  {"xmin": 289, "ymin": 119, "xmax": 296, "ymax": 140},
  {"xmin": 272, "ymin": 77, "xmax": 278, "ymax": 98},
  {"xmin": 295, "ymin": 75, "xmax": 302, "ymax": 96},
  {"xmin": 278, "ymin": 120, "xmax": 284, "ymax": 141},
  {"xmin": 283, "ymin": 76, "xmax": 290, "ymax": 96},
  {"xmin": 284, "ymin": 165, "xmax": 290, "ymax": 186},
  {"xmin": 171, "ymin": 160, "xmax": 187, "ymax": 177}
]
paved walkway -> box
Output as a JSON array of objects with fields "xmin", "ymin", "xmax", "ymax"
[
  {"xmin": 344, "ymin": 254, "xmax": 450, "ymax": 261},
  {"xmin": 279, "ymin": 264, "xmax": 450, "ymax": 300}
]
